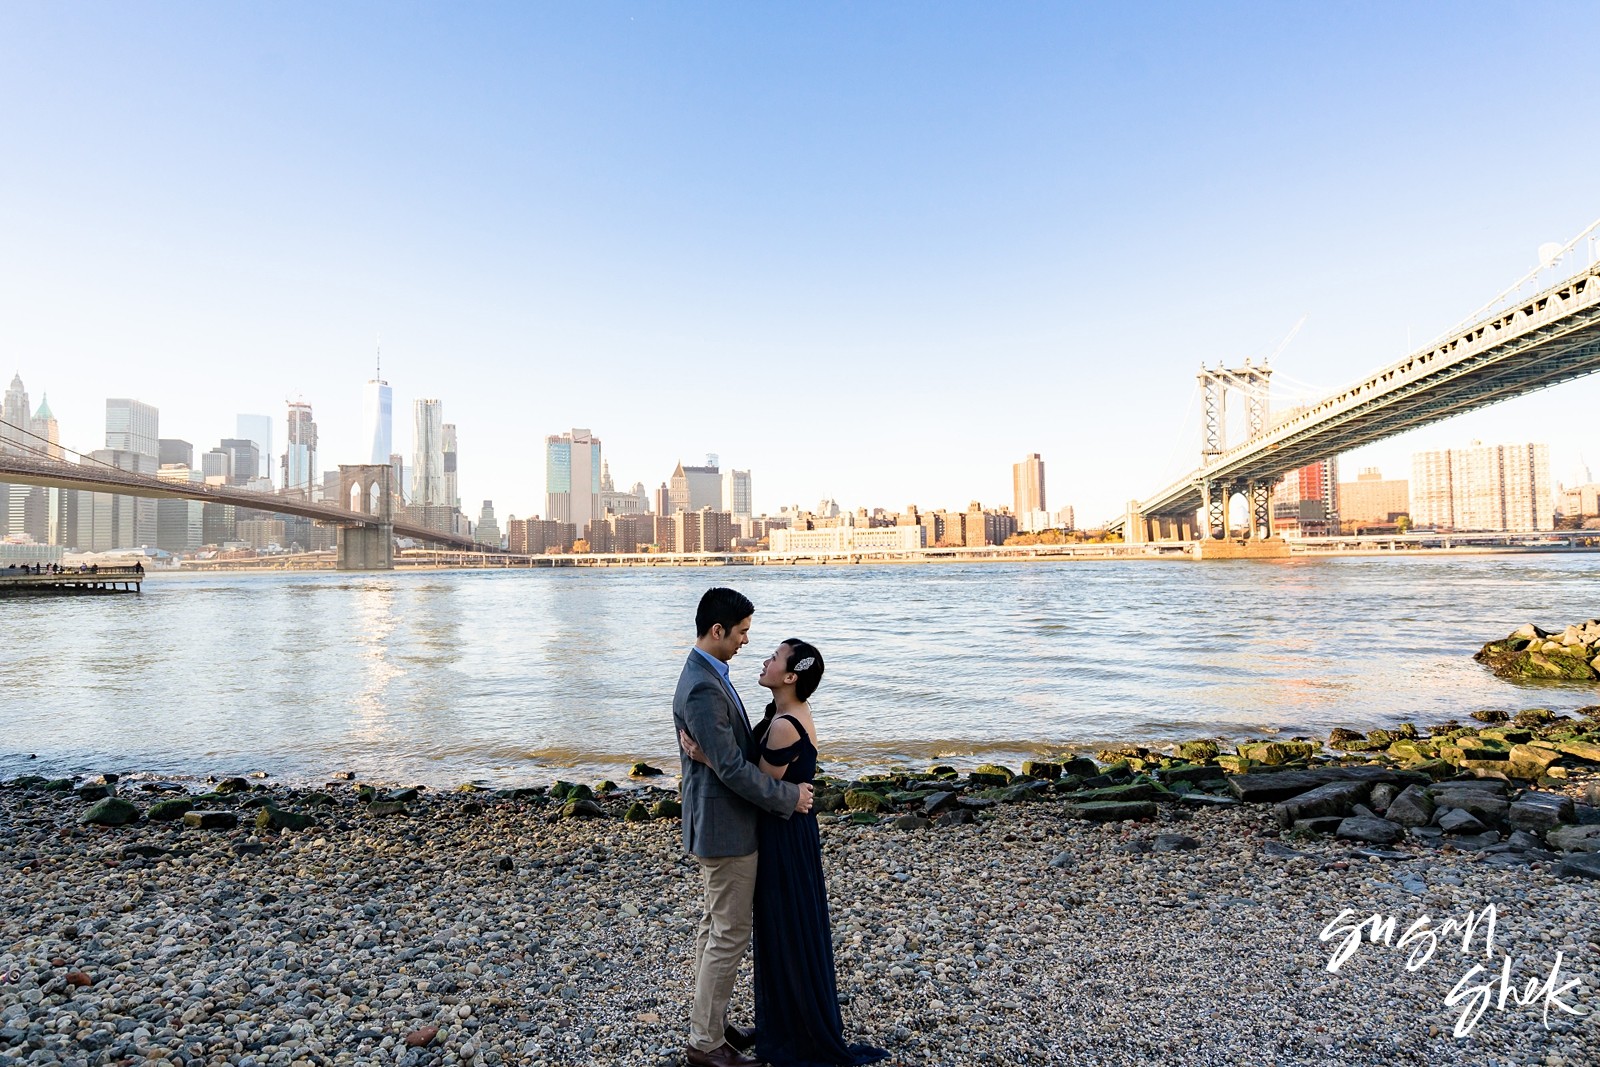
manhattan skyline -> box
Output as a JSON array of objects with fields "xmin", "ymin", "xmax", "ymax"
[{"xmin": 3, "ymin": 4, "xmax": 1600, "ymax": 523}]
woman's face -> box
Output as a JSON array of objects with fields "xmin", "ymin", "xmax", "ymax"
[{"xmin": 757, "ymin": 643, "xmax": 794, "ymax": 690}]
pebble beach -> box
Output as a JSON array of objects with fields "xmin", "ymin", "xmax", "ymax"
[{"xmin": 3, "ymin": 754, "xmax": 1599, "ymax": 1067}]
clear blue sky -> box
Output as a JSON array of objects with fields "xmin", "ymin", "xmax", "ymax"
[{"xmin": 4, "ymin": 2, "xmax": 1599, "ymax": 523}]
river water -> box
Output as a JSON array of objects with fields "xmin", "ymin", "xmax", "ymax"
[{"xmin": 2, "ymin": 555, "xmax": 1597, "ymax": 788}]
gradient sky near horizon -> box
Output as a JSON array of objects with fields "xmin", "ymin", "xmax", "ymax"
[{"xmin": 4, "ymin": 3, "xmax": 1600, "ymax": 524}]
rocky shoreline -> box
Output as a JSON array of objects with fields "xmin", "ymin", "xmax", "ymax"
[{"xmin": 5, "ymin": 707, "xmax": 1600, "ymax": 1067}]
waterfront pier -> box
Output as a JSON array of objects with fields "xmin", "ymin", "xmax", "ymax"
[{"xmin": 0, "ymin": 565, "xmax": 143, "ymax": 595}]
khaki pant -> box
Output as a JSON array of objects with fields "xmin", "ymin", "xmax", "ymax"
[{"xmin": 689, "ymin": 851, "xmax": 759, "ymax": 1052}]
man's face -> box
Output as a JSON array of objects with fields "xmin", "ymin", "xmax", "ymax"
[{"xmin": 708, "ymin": 615, "xmax": 753, "ymax": 662}]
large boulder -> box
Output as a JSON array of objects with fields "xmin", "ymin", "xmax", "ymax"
[
  {"xmin": 1547, "ymin": 825, "xmax": 1600, "ymax": 853},
  {"xmin": 80, "ymin": 797, "xmax": 139, "ymax": 826},
  {"xmin": 1271, "ymin": 781, "xmax": 1369, "ymax": 828},
  {"xmin": 1384, "ymin": 785, "xmax": 1436, "ymax": 828},
  {"xmin": 1335, "ymin": 816, "xmax": 1404, "ymax": 844},
  {"xmin": 1508, "ymin": 791, "xmax": 1574, "ymax": 832}
]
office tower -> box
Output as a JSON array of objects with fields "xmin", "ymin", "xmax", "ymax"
[
  {"xmin": 363, "ymin": 361, "xmax": 393, "ymax": 465},
  {"xmin": 1411, "ymin": 442, "xmax": 1553, "ymax": 532},
  {"xmin": 218, "ymin": 439, "xmax": 260, "ymax": 486},
  {"xmin": 668, "ymin": 459, "xmax": 722, "ymax": 514},
  {"xmin": 723, "ymin": 469, "xmax": 752, "ymax": 525},
  {"xmin": 655, "ymin": 483, "xmax": 670, "ymax": 515},
  {"xmin": 1338, "ymin": 468, "xmax": 1410, "ymax": 528},
  {"xmin": 236, "ymin": 414, "xmax": 273, "ymax": 483},
  {"xmin": 476, "ymin": 500, "xmax": 502, "ymax": 548},
  {"xmin": 2, "ymin": 373, "xmax": 30, "ymax": 451},
  {"xmin": 201, "ymin": 449, "xmax": 231, "ymax": 482},
  {"xmin": 1270, "ymin": 458, "xmax": 1339, "ymax": 537},
  {"xmin": 412, "ymin": 399, "xmax": 446, "ymax": 506},
  {"xmin": 390, "ymin": 453, "xmax": 407, "ymax": 505},
  {"xmin": 1013, "ymin": 453, "xmax": 1046, "ymax": 520},
  {"xmin": 283, "ymin": 400, "xmax": 318, "ymax": 498},
  {"xmin": 442, "ymin": 423, "xmax": 458, "ymax": 509},
  {"xmin": 29, "ymin": 394, "xmax": 60, "ymax": 460},
  {"xmin": 76, "ymin": 399, "xmax": 159, "ymax": 549},
  {"xmin": 156, "ymin": 465, "xmax": 205, "ymax": 553},
  {"xmin": 159, "ymin": 439, "xmax": 193, "ymax": 468},
  {"xmin": 105, "ymin": 398, "xmax": 159, "ymax": 459},
  {"xmin": 546, "ymin": 428, "xmax": 602, "ymax": 532}
]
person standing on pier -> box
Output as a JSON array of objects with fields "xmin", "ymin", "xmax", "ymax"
[{"xmin": 673, "ymin": 587, "xmax": 814, "ymax": 1067}]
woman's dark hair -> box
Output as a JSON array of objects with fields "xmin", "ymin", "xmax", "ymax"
[
  {"xmin": 696, "ymin": 587, "xmax": 754, "ymax": 637},
  {"xmin": 781, "ymin": 638, "xmax": 825, "ymax": 702}
]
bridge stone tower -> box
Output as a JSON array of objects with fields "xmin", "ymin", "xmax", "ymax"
[{"xmin": 336, "ymin": 464, "xmax": 395, "ymax": 571}]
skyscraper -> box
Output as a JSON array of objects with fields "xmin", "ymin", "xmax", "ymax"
[
  {"xmin": 2, "ymin": 374, "xmax": 30, "ymax": 452},
  {"xmin": 236, "ymin": 414, "xmax": 273, "ymax": 484},
  {"xmin": 723, "ymin": 469, "xmax": 752, "ymax": 526},
  {"xmin": 363, "ymin": 363, "xmax": 393, "ymax": 465},
  {"xmin": 476, "ymin": 500, "xmax": 502, "ymax": 548},
  {"xmin": 159, "ymin": 439, "xmax": 193, "ymax": 467},
  {"xmin": 668, "ymin": 459, "xmax": 722, "ymax": 514},
  {"xmin": 218, "ymin": 440, "xmax": 260, "ymax": 486},
  {"xmin": 412, "ymin": 399, "xmax": 446, "ymax": 506},
  {"xmin": 283, "ymin": 400, "xmax": 318, "ymax": 498},
  {"xmin": 1013, "ymin": 454, "xmax": 1046, "ymax": 516},
  {"xmin": 1411, "ymin": 442, "xmax": 1553, "ymax": 532},
  {"xmin": 106, "ymin": 399, "xmax": 159, "ymax": 460},
  {"xmin": 30, "ymin": 394, "xmax": 60, "ymax": 460},
  {"xmin": 442, "ymin": 423, "xmax": 458, "ymax": 510},
  {"xmin": 546, "ymin": 428, "xmax": 602, "ymax": 531}
]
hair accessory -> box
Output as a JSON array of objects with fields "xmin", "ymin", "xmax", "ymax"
[{"xmin": 791, "ymin": 656, "xmax": 816, "ymax": 672}]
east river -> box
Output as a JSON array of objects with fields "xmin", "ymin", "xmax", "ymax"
[{"xmin": 3, "ymin": 554, "xmax": 1597, "ymax": 788}]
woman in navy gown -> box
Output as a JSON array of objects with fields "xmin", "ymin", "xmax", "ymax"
[{"xmin": 684, "ymin": 639, "xmax": 887, "ymax": 1067}]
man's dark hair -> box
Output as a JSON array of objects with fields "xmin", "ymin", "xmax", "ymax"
[{"xmin": 696, "ymin": 587, "xmax": 754, "ymax": 637}]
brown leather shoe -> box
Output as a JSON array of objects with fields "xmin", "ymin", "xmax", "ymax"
[
  {"xmin": 685, "ymin": 1041, "xmax": 762, "ymax": 1067},
  {"xmin": 724, "ymin": 1022, "xmax": 757, "ymax": 1051}
]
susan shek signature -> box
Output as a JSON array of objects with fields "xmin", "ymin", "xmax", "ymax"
[{"xmin": 1321, "ymin": 903, "xmax": 1590, "ymax": 1037}]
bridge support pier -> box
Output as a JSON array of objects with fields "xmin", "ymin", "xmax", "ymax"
[{"xmin": 334, "ymin": 464, "xmax": 397, "ymax": 572}]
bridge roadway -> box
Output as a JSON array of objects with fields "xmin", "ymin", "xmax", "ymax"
[
  {"xmin": 1130, "ymin": 257, "xmax": 1600, "ymax": 524},
  {"xmin": 0, "ymin": 453, "xmax": 487, "ymax": 552}
]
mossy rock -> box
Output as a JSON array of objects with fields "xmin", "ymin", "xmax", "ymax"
[
  {"xmin": 147, "ymin": 798, "xmax": 194, "ymax": 822},
  {"xmin": 303, "ymin": 792, "xmax": 335, "ymax": 807},
  {"xmin": 80, "ymin": 797, "xmax": 139, "ymax": 826},
  {"xmin": 814, "ymin": 791, "xmax": 846, "ymax": 813},
  {"xmin": 8, "ymin": 775, "xmax": 49, "ymax": 790},
  {"xmin": 561, "ymin": 799, "xmax": 606, "ymax": 819},
  {"xmin": 623, "ymin": 802, "xmax": 651, "ymax": 823},
  {"xmin": 1021, "ymin": 761, "xmax": 1062, "ymax": 780},
  {"xmin": 925, "ymin": 764, "xmax": 958, "ymax": 777},
  {"xmin": 42, "ymin": 778, "xmax": 75, "ymax": 792},
  {"xmin": 1236, "ymin": 741, "xmax": 1317, "ymax": 766},
  {"xmin": 1386, "ymin": 739, "xmax": 1436, "ymax": 762},
  {"xmin": 1214, "ymin": 755, "xmax": 1258, "ymax": 775},
  {"xmin": 386, "ymin": 787, "xmax": 420, "ymax": 803},
  {"xmin": 1065, "ymin": 800, "xmax": 1157, "ymax": 822},
  {"xmin": 1515, "ymin": 708, "xmax": 1557, "ymax": 727},
  {"xmin": 366, "ymin": 800, "xmax": 409, "ymax": 817},
  {"xmin": 1062, "ymin": 757, "xmax": 1100, "ymax": 778},
  {"xmin": 1160, "ymin": 763, "xmax": 1224, "ymax": 785},
  {"xmin": 594, "ymin": 780, "xmax": 618, "ymax": 794},
  {"xmin": 973, "ymin": 763, "xmax": 1016, "ymax": 783},
  {"xmin": 355, "ymin": 785, "xmax": 377, "ymax": 803},
  {"xmin": 843, "ymin": 789, "xmax": 888, "ymax": 812},
  {"xmin": 629, "ymin": 763, "xmax": 665, "ymax": 778},
  {"xmin": 1470, "ymin": 709, "xmax": 1510, "ymax": 724},
  {"xmin": 847, "ymin": 811, "xmax": 880, "ymax": 826},
  {"xmin": 1405, "ymin": 758, "xmax": 1457, "ymax": 780},
  {"xmin": 549, "ymin": 780, "xmax": 574, "ymax": 799},
  {"xmin": 650, "ymin": 798, "xmax": 682, "ymax": 819},
  {"xmin": 255, "ymin": 806, "xmax": 315, "ymax": 831},
  {"xmin": 213, "ymin": 777, "xmax": 251, "ymax": 795},
  {"xmin": 1178, "ymin": 740, "xmax": 1220, "ymax": 762},
  {"xmin": 1478, "ymin": 727, "xmax": 1533, "ymax": 744}
]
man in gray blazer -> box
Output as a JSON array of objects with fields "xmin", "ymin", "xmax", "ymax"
[{"xmin": 674, "ymin": 587, "xmax": 814, "ymax": 1067}]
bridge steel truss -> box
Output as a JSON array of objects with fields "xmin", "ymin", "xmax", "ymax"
[
  {"xmin": 0, "ymin": 452, "xmax": 488, "ymax": 555},
  {"xmin": 1134, "ymin": 259, "xmax": 1600, "ymax": 538}
]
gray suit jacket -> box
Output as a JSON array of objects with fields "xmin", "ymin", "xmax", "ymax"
[{"xmin": 673, "ymin": 649, "xmax": 799, "ymax": 858}]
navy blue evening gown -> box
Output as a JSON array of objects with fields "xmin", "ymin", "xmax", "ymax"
[{"xmin": 752, "ymin": 711, "xmax": 888, "ymax": 1067}]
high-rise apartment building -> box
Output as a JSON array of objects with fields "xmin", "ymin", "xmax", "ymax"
[
  {"xmin": 1271, "ymin": 458, "xmax": 1339, "ymax": 537},
  {"xmin": 1338, "ymin": 467, "xmax": 1410, "ymax": 528},
  {"xmin": 442, "ymin": 423, "xmax": 458, "ymax": 510},
  {"xmin": 363, "ymin": 371, "xmax": 393, "ymax": 466},
  {"xmin": 668, "ymin": 459, "xmax": 722, "ymax": 514},
  {"xmin": 1013, "ymin": 454, "xmax": 1046, "ymax": 516},
  {"xmin": 412, "ymin": 399, "xmax": 446, "ymax": 506},
  {"xmin": 547, "ymin": 428, "xmax": 602, "ymax": 532},
  {"xmin": 236, "ymin": 414, "xmax": 273, "ymax": 484},
  {"xmin": 1411, "ymin": 443, "xmax": 1553, "ymax": 532},
  {"xmin": 283, "ymin": 401, "xmax": 318, "ymax": 498}
]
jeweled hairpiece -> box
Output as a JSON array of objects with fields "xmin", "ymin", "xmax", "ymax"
[{"xmin": 791, "ymin": 656, "xmax": 816, "ymax": 672}]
